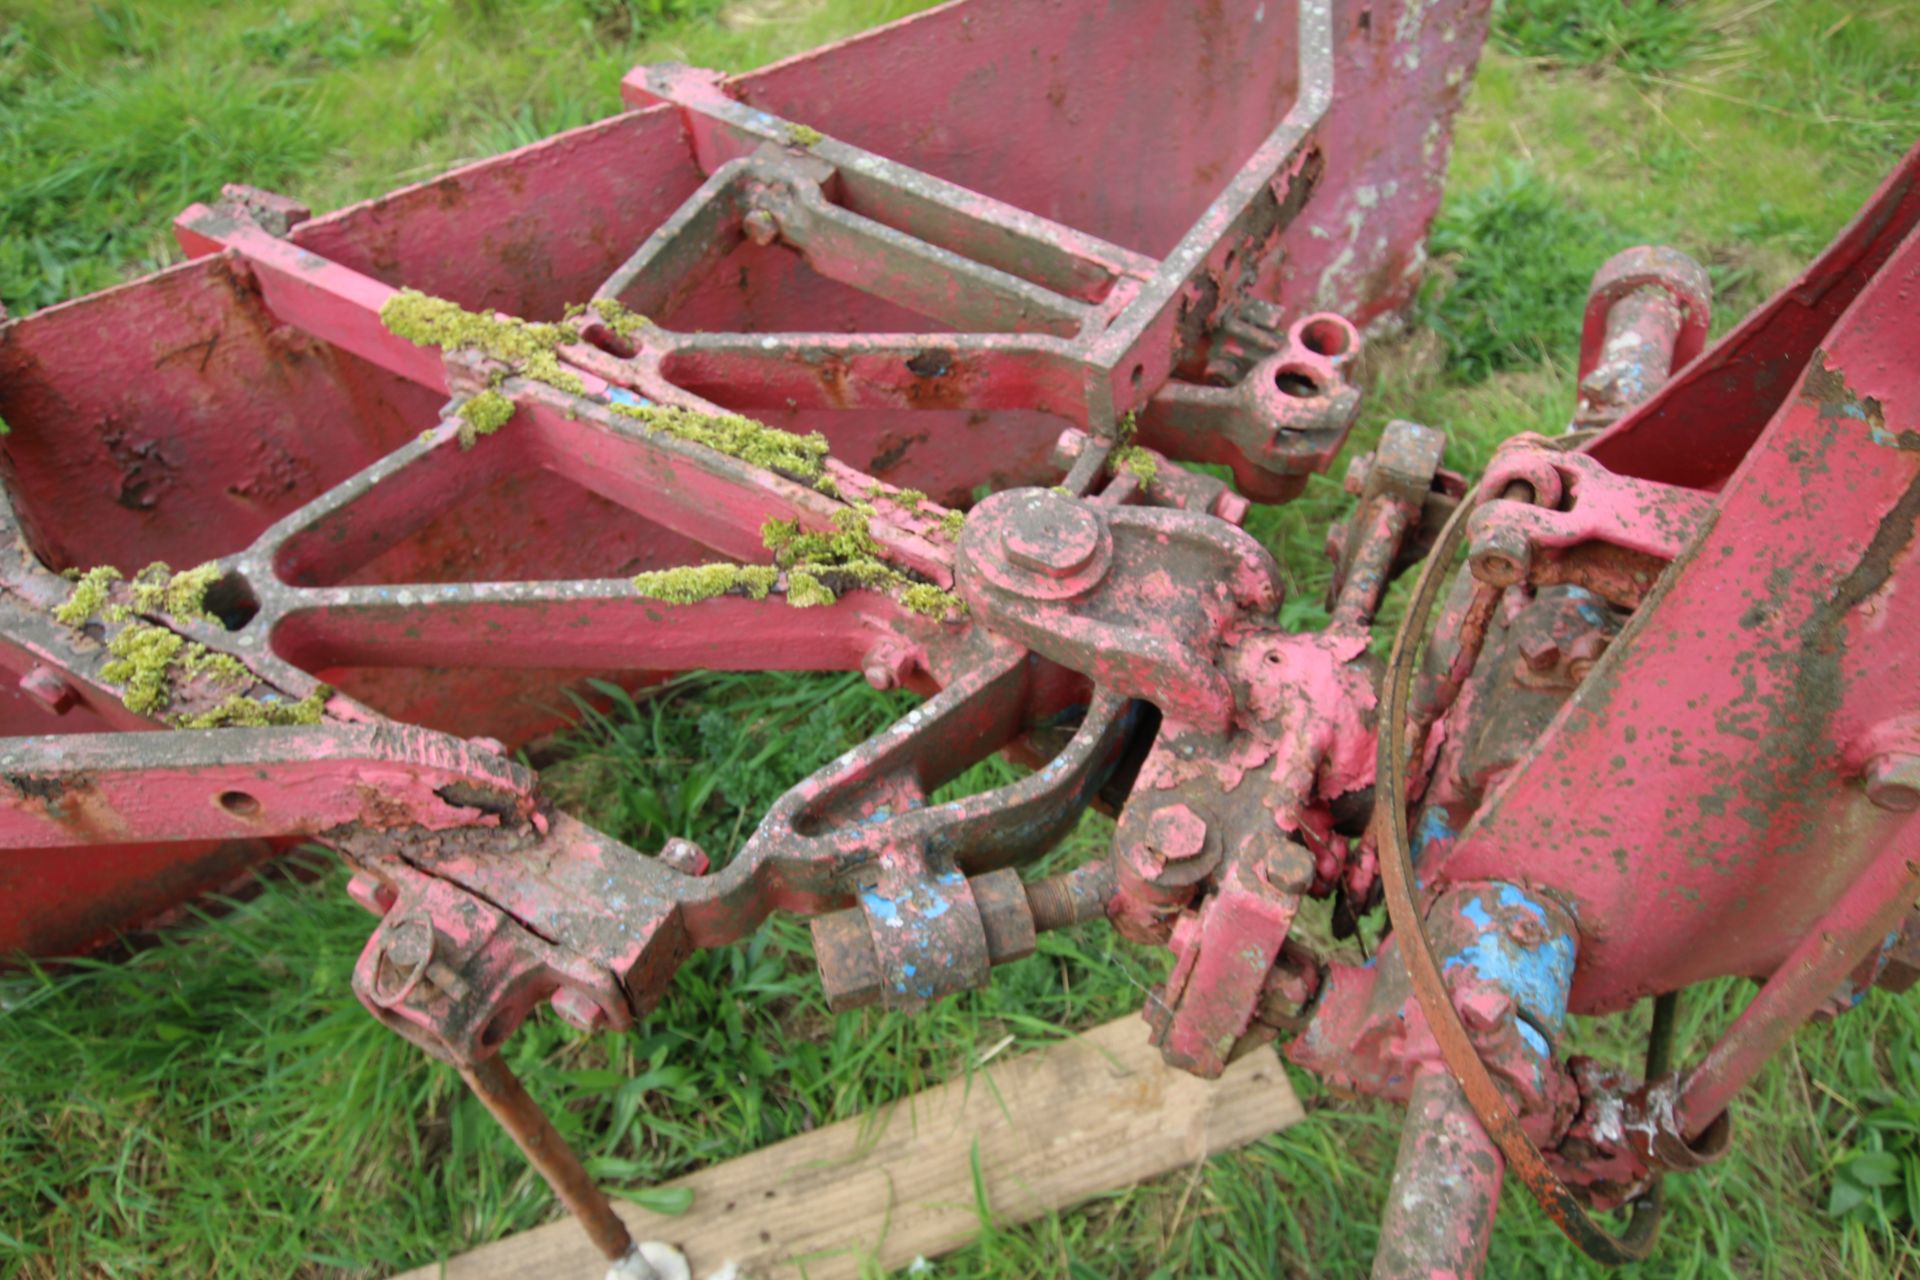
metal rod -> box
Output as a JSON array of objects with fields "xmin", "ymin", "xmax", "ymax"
[
  {"xmin": 458, "ymin": 1054, "xmax": 635, "ymax": 1263},
  {"xmin": 1676, "ymin": 843, "xmax": 1920, "ymax": 1138},
  {"xmin": 1371, "ymin": 1066, "xmax": 1505, "ymax": 1280},
  {"xmin": 1025, "ymin": 859, "xmax": 1117, "ymax": 931}
]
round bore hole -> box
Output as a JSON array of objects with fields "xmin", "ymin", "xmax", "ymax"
[
  {"xmin": 218, "ymin": 790, "xmax": 261, "ymax": 817},
  {"xmin": 201, "ymin": 571, "xmax": 261, "ymax": 631},
  {"xmin": 1129, "ymin": 363, "xmax": 1145, "ymax": 390},
  {"xmin": 1274, "ymin": 366, "xmax": 1323, "ymax": 398},
  {"xmin": 1298, "ymin": 315, "xmax": 1354, "ymax": 358}
]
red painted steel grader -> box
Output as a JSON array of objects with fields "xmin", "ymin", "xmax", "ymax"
[{"xmin": 2, "ymin": 1, "xmax": 1916, "ymax": 1275}]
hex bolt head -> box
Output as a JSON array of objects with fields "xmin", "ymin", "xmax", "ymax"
[
  {"xmin": 1866, "ymin": 754, "xmax": 1920, "ymax": 813},
  {"xmin": 19, "ymin": 665, "xmax": 76, "ymax": 715},
  {"xmin": 1468, "ymin": 521, "xmax": 1532, "ymax": 588},
  {"xmin": 550, "ymin": 986, "xmax": 608, "ymax": 1033},
  {"xmin": 659, "ymin": 837, "xmax": 711, "ymax": 876},
  {"xmin": 1456, "ymin": 988, "xmax": 1512, "ymax": 1034},
  {"xmin": 1211, "ymin": 490, "xmax": 1251, "ymax": 527},
  {"xmin": 1144, "ymin": 804, "xmax": 1208, "ymax": 861},
  {"xmin": 1002, "ymin": 490, "xmax": 1102, "ymax": 579},
  {"xmin": 1517, "ymin": 631, "xmax": 1561, "ymax": 672},
  {"xmin": 742, "ymin": 208, "xmax": 779, "ymax": 247},
  {"xmin": 1566, "ymin": 631, "xmax": 1612, "ymax": 682}
]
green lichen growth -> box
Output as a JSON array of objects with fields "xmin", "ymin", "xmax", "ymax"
[
  {"xmin": 173, "ymin": 687, "xmax": 331, "ymax": 729},
  {"xmin": 899, "ymin": 582, "xmax": 964, "ymax": 619},
  {"xmin": 784, "ymin": 569, "xmax": 837, "ymax": 608},
  {"xmin": 98, "ymin": 621, "xmax": 254, "ymax": 717},
  {"xmin": 1113, "ymin": 410, "xmax": 1139, "ymax": 446},
  {"xmin": 787, "ymin": 123, "xmax": 824, "ymax": 148},
  {"xmin": 128, "ymin": 561, "xmax": 221, "ymax": 622},
  {"xmin": 765, "ymin": 508, "xmax": 880, "ymax": 566},
  {"xmin": 623, "ymin": 508, "xmax": 964, "ymax": 617},
  {"xmin": 590, "ymin": 298, "xmax": 651, "ymax": 340},
  {"xmin": 894, "ymin": 488, "xmax": 928, "ymax": 510},
  {"xmin": 608, "ymin": 401, "xmax": 833, "ymax": 489},
  {"xmin": 53, "ymin": 566, "xmax": 124, "ymax": 627},
  {"xmin": 764, "ymin": 510, "xmax": 963, "ymax": 616},
  {"xmin": 456, "ymin": 390, "xmax": 516, "ymax": 448},
  {"xmin": 1110, "ymin": 445, "xmax": 1159, "ymax": 487},
  {"xmin": 101, "ymin": 622, "xmax": 183, "ymax": 714},
  {"xmin": 632, "ymin": 563, "xmax": 778, "ymax": 604},
  {"xmin": 181, "ymin": 647, "xmax": 252, "ymax": 686},
  {"xmin": 939, "ymin": 509, "xmax": 966, "ymax": 540},
  {"xmin": 380, "ymin": 288, "xmax": 585, "ymax": 395}
]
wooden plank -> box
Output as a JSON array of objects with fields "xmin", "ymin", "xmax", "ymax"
[{"xmin": 393, "ymin": 1016, "xmax": 1304, "ymax": 1280}]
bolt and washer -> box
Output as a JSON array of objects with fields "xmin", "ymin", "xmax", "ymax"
[
  {"xmin": 1145, "ymin": 803, "xmax": 1208, "ymax": 862},
  {"xmin": 1002, "ymin": 490, "xmax": 1103, "ymax": 579},
  {"xmin": 1866, "ymin": 754, "xmax": 1920, "ymax": 812},
  {"xmin": 659, "ymin": 837, "xmax": 711, "ymax": 876}
]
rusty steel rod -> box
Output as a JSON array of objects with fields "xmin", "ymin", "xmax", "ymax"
[
  {"xmin": 1677, "ymin": 845, "xmax": 1920, "ymax": 1139},
  {"xmin": 1026, "ymin": 858, "xmax": 1116, "ymax": 931},
  {"xmin": 458, "ymin": 1054, "xmax": 636, "ymax": 1264}
]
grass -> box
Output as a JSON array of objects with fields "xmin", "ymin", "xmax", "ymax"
[{"xmin": 4, "ymin": 0, "xmax": 1920, "ymax": 1276}]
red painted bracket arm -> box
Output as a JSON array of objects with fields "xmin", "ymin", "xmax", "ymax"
[{"xmin": 0, "ymin": 722, "xmax": 535, "ymax": 849}]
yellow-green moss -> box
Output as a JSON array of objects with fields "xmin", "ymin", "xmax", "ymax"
[
  {"xmin": 939, "ymin": 509, "xmax": 966, "ymax": 540},
  {"xmin": 100, "ymin": 623, "xmax": 184, "ymax": 715},
  {"xmin": 608, "ymin": 401, "xmax": 832, "ymax": 488},
  {"xmin": 899, "ymin": 583, "xmax": 964, "ymax": 619},
  {"xmin": 764, "ymin": 508, "xmax": 880, "ymax": 566},
  {"xmin": 98, "ymin": 621, "xmax": 254, "ymax": 717},
  {"xmin": 787, "ymin": 123, "xmax": 824, "ymax": 147},
  {"xmin": 632, "ymin": 563, "xmax": 778, "ymax": 604},
  {"xmin": 0, "ymin": 414, "xmax": 10, "ymax": 436},
  {"xmin": 1114, "ymin": 409, "xmax": 1139, "ymax": 447},
  {"xmin": 895, "ymin": 488, "xmax": 928, "ymax": 510},
  {"xmin": 1110, "ymin": 445, "xmax": 1159, "ymax": 487},
  {"xmin": 173, "ymin": 687, "xmax": 330, "ymax": 729},
  {"xmin": 163, "ymin": 562, "xmax": 223, "ymax": 620},
  {"xmin": 590, "ymin": 298, "xmax": 651, "ymax": 339},
  {"xmin": 456, "ymin": 390, "xmax": 516, "ymax": 448},
  {"xmin": 128, "ymin": 561, "xmax": 222, "ymax": 622},
  {"xmin": 784, "ymin": 570, "xmax": 837, "ymax": 608},
  {"xmin": 53, "ymin": 566, "xmax": 124, "ymax": 627},
  {"xmin": 626, "ymin": 508, "xmax": 964, "ymax": 616},
  {"xmin": 380, "ymin": 289, "xmax": 586, "ymax": 395}
]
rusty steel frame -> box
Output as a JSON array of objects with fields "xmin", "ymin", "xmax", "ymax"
[{"xmin": 2, "ymin": 2, "xmax": 1918, "ymax": 1275}]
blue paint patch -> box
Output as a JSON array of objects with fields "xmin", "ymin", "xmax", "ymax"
[
  {"xmin": 861, "ymin": 890, "xmax": 900, "ymax": 924},
  {"xmin": 1517, "ymin": 1022, "xmax": 1550, "ymax": 1059},
  {"xmin": 1443, "ymin": 885, "xmax": 1576, "ymax": 1036},
  {"xmin": 605, "ymin": 386, "xmax": 652, "ymax": 408},
  {"xmin": 1411, "ymin": 808, "xmax": 1455, "ymax": 863}
]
